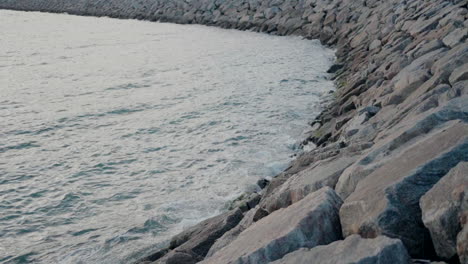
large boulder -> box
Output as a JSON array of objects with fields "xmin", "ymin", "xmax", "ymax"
[
  {"xmin": 340, "ymin": 120, "xmax": 468, "ymax": 258},
  {"xmin": 420, "ymin": 162, "xmax": 468, "ymax": 261},
  {"xmin": 337, "ymin": 96, "xmax": 468, "ymax": 200},
  {"xmin": 270, "ymin": 235, "xmax": 411, "ymax": 264},
  {"xmin": 205, "ymin": 206, "xmax": 258, "ymax": 257},
  {"xmin": 260, "ymin": 153, "xmax": 358, "ymax": 213},
  {"xmin": 147, "ymin": 208, "xmax": 243, "ymax": 263},
  {"xmin": 201, "ymin": 187, "xmax": 343, "ymax": 264}
]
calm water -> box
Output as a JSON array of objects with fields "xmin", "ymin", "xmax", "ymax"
[{"xmin": 0, "ymin": 10, "xmax": 334, "ymax": 264}]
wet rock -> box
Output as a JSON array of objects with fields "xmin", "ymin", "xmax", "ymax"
[
  {"xmin": 228, "ymin": 193, "xmax": 261, "ymax": 212},
  {"xmin": 271, "ymin": 235, "xmax": 411, "ymax": 264},
  {"xmin": 256, "ymin": 178, "xmax": 269, "ymax": 189},
  {"xmin": 420, "ymin": 162, "xmax": 468, "ymax": 260},
  {"xmin": 206, "ymin": 206, "xmax": 258, "ymax": 258},
  {"xmin": 340, "ymin": 120, "xmax": 468, "ymax": 258},
  {"xmin": 327, "ymin": 63, "xmax": 344, "ymax": 74},
  {"xmin": 154, "ymin": 251, "xmax": 198, "ymax": 264},
  {"xmin": 158, "ymin": 208, "xmax": 243, "ymax": 261},
  {"xmin": 201, "ymin": 187, "xmax": 343, "ymax": 264},
  {"xmin": 137, "ymin": 247, "xmax": 170, "ymax": 263}
]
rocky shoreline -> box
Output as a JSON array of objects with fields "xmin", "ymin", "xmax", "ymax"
[{"xmin": 1, "ymin": 0, "xmax": 467, "ymax": 263}]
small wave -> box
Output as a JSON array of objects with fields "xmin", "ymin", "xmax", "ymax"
[
  {"xmin": 104, "ymin": 83, "xmax": 152, "ymax": 91},
  {"xmin": 0, "ymin": 141, "xmax": 40, "ymax": 153}
]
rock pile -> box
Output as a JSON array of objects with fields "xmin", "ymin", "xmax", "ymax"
[{"xmin": 1, "ymin": 0, "xmax": 466, "ymax": 263}]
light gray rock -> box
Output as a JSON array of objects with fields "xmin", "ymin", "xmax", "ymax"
[
  {"xmin": 431, "ymin": 43, "xmax": 468, "ymax": 83},
  {"xmin": 340, "ymin": 120, "xmax": 468, "ymax": 258},
  {"xmin": 442, "ymin": 28, "xmax": 468, "ymax": 48},
  {"xmin": 449, "ymin": 63, "xmax": 468, "ymax": 86},
  {"xmin": 420, "ymin": 162, "xmax": 468, "ymax": 260},
  {"xmin": 201, "ymin": 187, "xmax": 343, "ymax": 264},
  {"xmin": 337, "ymin": 96, "xmax": 468, "ymax": 200},
  {"xmin": 369, "ymin": 39, "xmax": 382, "ymax": 51},
  {"xmin": 270, "ymin": 235, "xmax": 412, "ymax": 264},
  {"xmin": 260, "ymin": 154, "xmax": 357, "ymax": 213},
  {"xmin": 385, "ymin": 48, "xmax": 447, "ymax": 105}
]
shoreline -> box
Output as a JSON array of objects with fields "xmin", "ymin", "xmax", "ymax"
[{"xmin": 1, "ymin": 0, "xmax": 467, "ymax": 263}]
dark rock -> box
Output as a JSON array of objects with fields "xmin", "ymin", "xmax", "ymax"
[
  {"xmin": 420, "ymin": 162, "xmax": 468, "ymax": 261},
  {"xmin": 256, "ymin": 178, "xmax": 269, "ymax": 189},
  {"xmin": 271, "ymin": 235, "xmax": 412, "ymax": 264},
  {"xmin": 327, "ymin": 64, "xmax": 344, "ymax": 73},
  {"xmin": 164, "ymin": 208, "xmax": 243, "ymax": 260},
  {"xmin": 201, "ymin": 187, "xmax": 343, "ymax": 264}
]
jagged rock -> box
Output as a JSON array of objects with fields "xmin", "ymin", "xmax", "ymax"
[
  {"xmin": 442, "ymin": 28, "xmax": 467, "ymax": 48},
  {"xmin": 206, "ymin": 206, "xmax": 258, "ymax": 258},
  {"xmin": 449, "ymin": 63, "xmax": 468, "ymax": 86},
  {"xmin": 458, "ymin": 224, "xmax": 468, "ymax": 264},
  {"xmin": 151, "ymin": 208, "xmax": 243, "ymax": 262},
  {"xmin": 154, "ymin": 251, "xmax": 198, "ymax": 264},
  {"xmin": 431, "ymin": 43, "xmax": 468, "ymax": 83},
  {"xmin": 327, "ymin": 63, "xmax": 344, "ymax": 73},
  {"xmin": 228, "ymin": 192, "xmax": 261, "ymax": 212},
  {"xmin": 420, "ymin": 162, "xmax": 468, "ymax": 260},
  {"xmin": 385, "ymin": 48, "xmax": 446, "ymax": 105},
  {"xmin": 340, "ymin": 120, "xmax": 468, "ymax": 258},
  {"xmin": 260, "ymin": 154, "xmax": 357, "ymax": 213},
  {"xmin": 271, "ymin": 235, "xmax": 411, "ymax": 264},
  {"xmin": 201, "ymin": 187, "xmax": 343, "ymax": 264}
]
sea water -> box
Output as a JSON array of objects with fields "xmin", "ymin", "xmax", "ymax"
[{"xmin": 0, "ymin": 10, "xmax": 334, "ymax": 263}]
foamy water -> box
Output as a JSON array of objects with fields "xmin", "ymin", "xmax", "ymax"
[{"xmin": 0, "ymin": 10, "xmax": 334, "ymax": 263}]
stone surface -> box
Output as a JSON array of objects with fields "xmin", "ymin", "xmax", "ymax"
[
  {"xmin": 340, "ymin": 120, "xmax": 468, "ymax": 258},
  {"xmin": 149, "ymin": 208, "xmax": 243, "ymax": 263},
  {"xmin": 4, "ymin": 0, "xmax": 467, "ymax": 263},
  {"xmin": 261, "ymin": 154, "xmax": 356, "ymax": 214},
  {"xmin": 420, "ymin": 162, "xmax": 468, "ymax": 260},
  {"xmin": 201, "ymin": 187, "xmax": 343, "ymax": 264},
  {"xmin": 458, "ymin": 224, "xmax": 468, "ymax": 264},
  {"xmin": 205, "ymin": 206, "xmax": 258, "ymax": 258},
  {"xmin": 270, "ymin": 235, "xmax": 411, "ymax": 264}
]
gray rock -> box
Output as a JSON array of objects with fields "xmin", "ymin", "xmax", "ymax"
[
  {"xmin": 340, "ymin": 120, "xmax": 468, "ymax": 258},
  {"xmin": 206, "ymin": 206, "xmax": 258, "ymax": 257},
  {"xmin": 442, "ymin": 28, "xmax": 468, "ymax": 48},
  {"xmin": 420, "ymin": 162, "xmax": 468, "ymax": 260},
  {"xmin": 260, "ymin": 154, "xmax": 357, "ymax": 213},
  {"xmin": 163, "ymin": 208, "xmax": 243, "ymax": 261},
  {"xmin": 449, "ymin": 63, "xmax": 468, "ymax": 86},
  {"xmin": 337, "ymin": 95, "xmax": 468, "ymax": 200},
  {"xmin": 458, "ymin": 224, "xmax": 468, "ymax": 264},
  {"xmin": 369, "ymin": 39, "xmax": 382, "ymax": 51},
  {"xmin": 431, "ymin": 43, "xmax": 468, "ymax": 83},
  {"xmin": 385, "ymin": 48, "xmax": 446, "ymax": 105},
  {"xmin": 201, "ymin": 187, "xmax": 343, "ymax": 264},
  {"xmin": 154, "ymin": 251, "xmax": 198, "ymax": 264},
  {"xmin": 271, "ymin": 235, "xmax": 412, "ymax": 264}
]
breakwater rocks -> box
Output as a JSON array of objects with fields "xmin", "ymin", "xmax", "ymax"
[{"xmin": 1, "ymin": 0, "xmax": 467, "ymax": 263}]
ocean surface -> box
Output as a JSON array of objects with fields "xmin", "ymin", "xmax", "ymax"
[{"xmin": 0, "ymin": 10, "xmax": 335, "ymax": 264}]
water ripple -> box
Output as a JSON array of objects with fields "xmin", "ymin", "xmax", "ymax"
[{"xmin": 0, "ymin": 10, "xmax": 335, "ymax": 264}]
